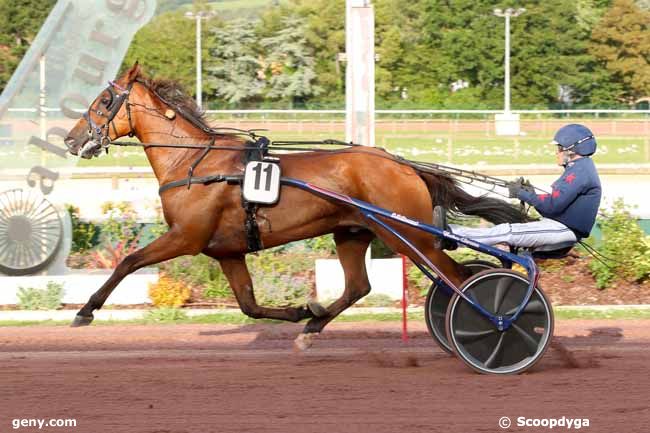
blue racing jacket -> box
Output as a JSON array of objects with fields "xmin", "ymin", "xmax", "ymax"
[{"xmin": 517, "ymin": 157, "xmax": 602, "ymax": 239}]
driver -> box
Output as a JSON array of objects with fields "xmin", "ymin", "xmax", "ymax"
[{"xmin": 435, "ymin": 124, "xmax": 602, "ymax": 251}]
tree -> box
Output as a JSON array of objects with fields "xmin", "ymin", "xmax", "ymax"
[
  {"xmin": 422, "ymin": 0, "xmax": 510, "ymax": 108},
  {"xmin": 590, "ymin": 0, "xmax": 650, "ymax": 103},
  {"xmin": 0, "ymin": 0, "xmax": 56, "ymax": 93},
  {"xmin": 510, "ymin": 0, "xmax": 605, "ymax": 108},
  {"xmin": 259, "ymin": 16, "xmax": 321, "ymax": 106},
  {"xmin": 374, "ymin": 0, "xmax": 439, "ymax": 106},
  {"xmin": 420, "ymin": 0, "xmax": 623, "ymax": 109},
  {"xmin": 122, "ymin": 11, "xmax": 210, "ymax": 96},
  {"xmin": 289, "ymin": 0, "xmax": 346, "ymax": 104},
  {"xmin": 205, "ymin": 19, "xmax": 265, "ymax": 105}
]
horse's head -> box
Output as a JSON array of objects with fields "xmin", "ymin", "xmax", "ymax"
[{"xmin": 64, "ymin": 62, "xmax": 142, "ymax": 158}]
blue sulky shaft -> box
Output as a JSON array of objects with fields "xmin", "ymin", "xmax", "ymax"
[{"xmin": 281, "ymin": 177, "xmax": 539, "ymax": 331}]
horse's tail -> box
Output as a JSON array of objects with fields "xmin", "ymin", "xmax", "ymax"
[{"xmin": 416, "ymin": 170, "xmax": 529, "ymax": 224}]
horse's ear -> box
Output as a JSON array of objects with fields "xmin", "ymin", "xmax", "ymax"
[{"xmin": 125, "ymin": 61, "xmax": 141, "ymax": 83}]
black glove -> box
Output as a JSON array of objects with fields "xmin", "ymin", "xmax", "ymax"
[
  {"xmin": 507, "ymin": 177, "xmax": 535, "ymax": 198},
  {"xmin": 507, "ymin": 181, "xmax": 522, "ymax": 198},
  {"xmin": 520, "ymin": 178, "xmax": 536, "ymax": 195}
]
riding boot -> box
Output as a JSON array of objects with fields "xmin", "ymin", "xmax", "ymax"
[{"xmin": 433, "ymin": 206, "xmax": 458, "ymax": 251}]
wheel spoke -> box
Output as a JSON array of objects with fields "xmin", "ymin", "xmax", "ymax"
[
  {"xmin": 454, "ymin": 328, "xmax": 496, "ymax": 343},
  {"xmin": 493, "ymin": 276, "xmax": 513, "ymax": 314},
  {"xmin": 430, "ymin": 310, "xmax": 445, "ymax": 318},
  {"xmin": 0, "ymin": 242, "xmax": 12, "ymax": 260},
  {"xmin": 0, "ymin": 189, "xmax": 62, "ymax": 274},
  {"xmin": 511, "ymin": 322, "xmax": 541, "ymax": 355},
  {"xmin": 505, "ymin": 298, "xmax": 545, "ymax": 316},
  {"xmin": 484, "ymin": 332, "xmax": 506, "ymax": 369},
  {"xmin": 450, "ymin": 270, "xmax": 552, "ymax": 374}
]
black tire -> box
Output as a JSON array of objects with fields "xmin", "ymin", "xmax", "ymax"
[
  {"xmin": 424, "ymin": 260, "xmax": 498, "ymax": 354},
  {"xmin": 445, "ymin": 269, "xmax": 554, "ymax": 375},
  {"xmin": 0, "ymin": 189, "xmax": 63, "ymax": 276}
]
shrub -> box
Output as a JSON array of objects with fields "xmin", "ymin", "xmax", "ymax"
[
  {"xmin": 66, "ymin": 205, "xmax": 100, "ymax": 252},
  {"xmin": 99, "ymin": 201, "xmax": 140, "ymax": 245},
  {"xmin": 253, "ymin": 272, "xmax": 312, "ymax": 307},
  {"xmin": 303, "ymin": 234, "xmax": 337, "ymax": 255},
  {"xmin": 70, "ymin": 201, "xmax": 143, "ymax": 269},
  {"xmin": 148, "ymin": 275, "xmax": 191, "ymax": 307},
  {"xmin": 86, "ymin": 237, "xmax": 141, "ymax": 269},
  {"xmin": 161, "ymin": 255, "xmax": 231, "ymax": 300},
  {"xmin": 248, "ymin": 246, "xmax": 314, "ymax": 307},
  {"xmin": 158, "ymin": 241, "xmax": 333, "ymax": 305},
  {"xmin": 370, "ymin": 238, "xmax": 394, "ymax": 258},
  {"xmin": 588, "ymin": 199, "xmax": 650, "ymax": 289},
  {"xmin": 17, "ymin": 281, "xmax": 65, "ymax": 310},
  {"xmin": 149, "ymin": 203, "xmax": 169, "ymax": 239},
  {"xmin": 406, "ymin": 262, "xmax": 432, "ymax": 296}
]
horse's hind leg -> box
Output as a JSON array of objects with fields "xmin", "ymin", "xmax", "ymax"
[
  {"xmin": 217, "ymin": 255, "xmax": 314, "ymax": 322},
  {"xmin": 295, "ymin": 229, "xmax": 374, "ymax": 349}
]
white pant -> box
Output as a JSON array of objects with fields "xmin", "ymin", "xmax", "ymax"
[{"xmin": 449, "ymin": 218, "xmax": 577, "ymax": 250}]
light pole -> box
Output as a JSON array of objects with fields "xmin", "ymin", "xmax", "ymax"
[
  {"xmin": 185, "ymin": 10, "xmax": 215, "ymax": 109},
  {"xmin": 493, "ymin": 8, "xmax": 525, "ymax": 113}
]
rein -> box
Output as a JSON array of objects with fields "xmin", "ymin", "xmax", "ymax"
[
  {"xmin": 92, "ymin": 80, "xmax": 543, "ymax": 201},
  {"xmin": 109, "ymin": 139, "xmax": 359, "ymax": 154},
  {"xmin": 127, "ymin": 136, "xmax": 535, "ymax": 200}
]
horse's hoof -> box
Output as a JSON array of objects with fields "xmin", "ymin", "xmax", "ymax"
[
  {"xmin": 293, "ymin": 332, "xmax": 318, "ymax": 351},
  {"xmin": 70, "ymin": 314, "xmax": 94, "ymax": 327},
  {"xmin": 307, "ymin": 301, "xmax": 328, "ymax": 318}
]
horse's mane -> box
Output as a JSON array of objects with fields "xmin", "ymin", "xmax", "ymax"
[{"xmin": 135, "ymin": 75, "xmax": 214, "ymax": 133}]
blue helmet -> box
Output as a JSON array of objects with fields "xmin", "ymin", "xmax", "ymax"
[{"xmin": 551, "ymin": 124, "xmax": 597, "ymax": 156}]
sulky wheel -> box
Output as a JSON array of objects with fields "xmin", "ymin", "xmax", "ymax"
[
  {"xmin": 445, "ymin": 269, "xmax": 553, "ymax": 374},
  {"xmin": 0, "ymin": 189, "xmax": 63, "ymax": 276},
  {"xmin": 425, "ymin": 259, "xmax": 498, "ymax": 354}
]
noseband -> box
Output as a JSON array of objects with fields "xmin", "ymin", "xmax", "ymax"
[{"xmin": 82, "ymin": 80, "xmax": 135, "ymax": 153}]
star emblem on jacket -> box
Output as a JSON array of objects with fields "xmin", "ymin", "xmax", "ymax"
[{"xmin": 565, "ymin": 173, "xmax": 577, "ymax": 184}]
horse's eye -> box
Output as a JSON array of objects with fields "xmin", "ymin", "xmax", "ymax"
[{"xmin": 101, "ymin": 98, "xmax": 110, "ymax": 106}]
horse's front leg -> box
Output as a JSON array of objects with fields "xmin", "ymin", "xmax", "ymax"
[
  {"xmin": 71, "ymin": 228, "xmax": 202, "ymax": 326},
  {"xmin": 217, "ymin": 255, "xmax": 320, "ymax": 323}
]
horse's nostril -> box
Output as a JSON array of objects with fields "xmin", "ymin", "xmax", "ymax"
[{"xmin": 64, "ymin": 137, "xmax": 80, "ymax": 155}]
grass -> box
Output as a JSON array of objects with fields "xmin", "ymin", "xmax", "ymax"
[
  {"xmin": 554, "ymin": 307, "xmax": 650, "ymax": 320},
  {"xmin": 4, "ymin": 115, "xmax": 647, "ymax": 169},
  {"xmin": 1, "ymin": 306, "xmax": 649, "ymax": 327}
]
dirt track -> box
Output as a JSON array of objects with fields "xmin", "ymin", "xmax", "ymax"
[{"xmin": 0, "ymin": 320, "xmax": 648, "ymax": 433}]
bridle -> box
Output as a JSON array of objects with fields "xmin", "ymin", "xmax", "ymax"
[{"xmin": 80, "ymin": 80, "xmax": 135, "ymax": 157}]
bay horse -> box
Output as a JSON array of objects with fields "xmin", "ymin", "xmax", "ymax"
[{"xmin": 64, "ymin": 63, "xmax": 527, "ymax": 349}]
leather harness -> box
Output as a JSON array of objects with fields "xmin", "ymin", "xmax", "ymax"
[{"xmin": 157, "ymin": 135, "xmax": 271, "ymax": 253}]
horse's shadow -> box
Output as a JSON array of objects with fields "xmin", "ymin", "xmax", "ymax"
[
  {"xmin": 198, "ymin": 322, "xmax": 432, "ymax": 349},
  {"xmin": 197, "ymin": 324, "xmax": 628, "ymax": 370},
  {"xmin": 556, "ymin": 326, "xmax": 624, "ymax": 345},
  {"xmin": 545, "ymin": 326, "xmax": 625, "ymax": 370},
  {"xmin": 198, "ymin": 322, "xmax": 302, "ymax": 341}
]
